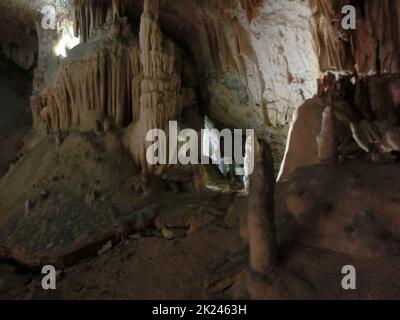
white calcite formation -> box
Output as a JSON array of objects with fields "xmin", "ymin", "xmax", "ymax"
[
  {"xmin": 40, "ymin": 19, "xmax": 142, "ymax": 132},
  {"xmin": 123, "ymin": 0, "xmax": 183, "ymax": 174}
]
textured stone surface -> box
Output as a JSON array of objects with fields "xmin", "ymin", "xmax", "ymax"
[
  {"xmin": 278, "ymin": 74, "xmax": 400, "ymax": 180},
  {"xmin": 3, "ymin": 0, "xmax": 400, "ymax": 150},
  {"xmin": 0, "ymin": 54, "xmax": 33, "ymax": 177},
  {"xmin": 311, "ymin": 0, "xmax": 400, "ymax": 74},
  {"xmin": 0, "ymin": 0, "xmax": 323, "ymax": 162},
  {"xmin": 277, "ymin": 95, "xmax": 327, "ymax": 181},
  {"xmin": 240, "ymin": 0, "xmax": 319, "ymax": 129},
  {"xmin": 0, "ymin": 131, "xmax": 232, "ymax": 268}
]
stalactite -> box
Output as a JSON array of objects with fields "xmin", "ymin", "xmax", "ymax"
[
  {"xmin": 310, "ymin": 0, "xmax": 400, "ymax": 74},
  {"xmin": 73, "ymin": 0, "xmax": 109, "ymax": 43},
  {"xmin": 310, "ymin": 0, "xmax": 348, "ymax": 71},
  {"xmin": 42, "ymin": 21, "xmax": 142, "ymax": 133}
]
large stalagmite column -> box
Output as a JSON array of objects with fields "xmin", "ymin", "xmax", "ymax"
[{"xmin": 124, "ymin": 0, "xmax": 182, "ymax": 174}]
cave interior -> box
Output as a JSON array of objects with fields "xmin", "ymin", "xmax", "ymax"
[{"xmin": 0, "ymin": 0, "xmax": 400, "ymax": 300}]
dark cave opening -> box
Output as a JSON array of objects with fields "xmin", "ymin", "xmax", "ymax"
[
  {"xmin": 0, "ymin": 52, "xmax": 34, "ymax": 177},
  {"xmin": 0, "ymin": 4, "xmax": 38, "ymax": 177}
]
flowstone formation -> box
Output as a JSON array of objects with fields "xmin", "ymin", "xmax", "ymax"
[{"xmin": 41, "ymin": 20, "xmax": 142, "ymax": 132}]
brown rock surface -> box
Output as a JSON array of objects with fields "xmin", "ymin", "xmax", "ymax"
[
  {"xmin": 2, "ymin": 160, "xmax": 400, "ymax": 299},
  {"xmin": 0, "ymin": 130, "xmax": 232, "ymax": 268},
  {"xmin": 311, "ymin": 0, "xmax": 400, "ymax": 74},
  {"xmin": 0, "ymin": 54, "xmax": 32, "ymax": 178}
]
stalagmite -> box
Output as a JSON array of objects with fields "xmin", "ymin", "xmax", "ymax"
[
  {"xmin": 247, "ymin": 140, "xmax": 277, "ymax": 274},
  {"xmin": 245, "ymin": 139, "xmax": 282, "ymax": 299},
  {"xmin": 317, "ymin": 106, "xmax": 337, "ymax": 163}
]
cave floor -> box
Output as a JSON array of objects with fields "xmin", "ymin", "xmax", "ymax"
[
  {"xmin": 0, "ymin": 216, "xmax": 247, "ymax": 300},
  {"xmin": 1, "ymin": 132, "xmax": 400, "ymax": 299},
  {"xmin": 0, "ymin": 131, "xmax": 247, "ymax": 299}
]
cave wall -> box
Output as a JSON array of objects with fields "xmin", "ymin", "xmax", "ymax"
[
  {"xmin": 239, "ymin": 0, "xmax": 320, "ymax": 159},
  {"xmin": 0, "ymin": 2, "xmax": 38, "ymax": 69},
  {"xmin": 170, "ymin": 0, "xmax": 320, "ymax": 161},
  {"xmin": 279, "ymin": 0, "xmax": 400, "ymax": 180},
  {"xmin": 88, "ymin": 0, "xmax": 321, "ymax": 163},
  {"xmin": 7, "ymin": 0, "xmax": 399, "ymax": 171},
  {"xmin": 126, "ymin": 0, "xmax": 320, "ymax": 160},
  {"xmin": 0, "ymin": 54, "xmax": 33, "ymax": 177},
  {"xmin": 0, "ymin": 0, "xmax": 322, "ymax": 166},
  {"xmin": 311, "ymin": 0, "xmax": 400, "ymax": 75}
]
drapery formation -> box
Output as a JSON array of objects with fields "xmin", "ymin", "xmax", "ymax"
[
  {"xmin": 311, "ymin": 0, "xmax": 400, "ymax": 74},
  {"xmin": 41, "ymin": 31, "xmax": 142, "ymax": 132}
]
